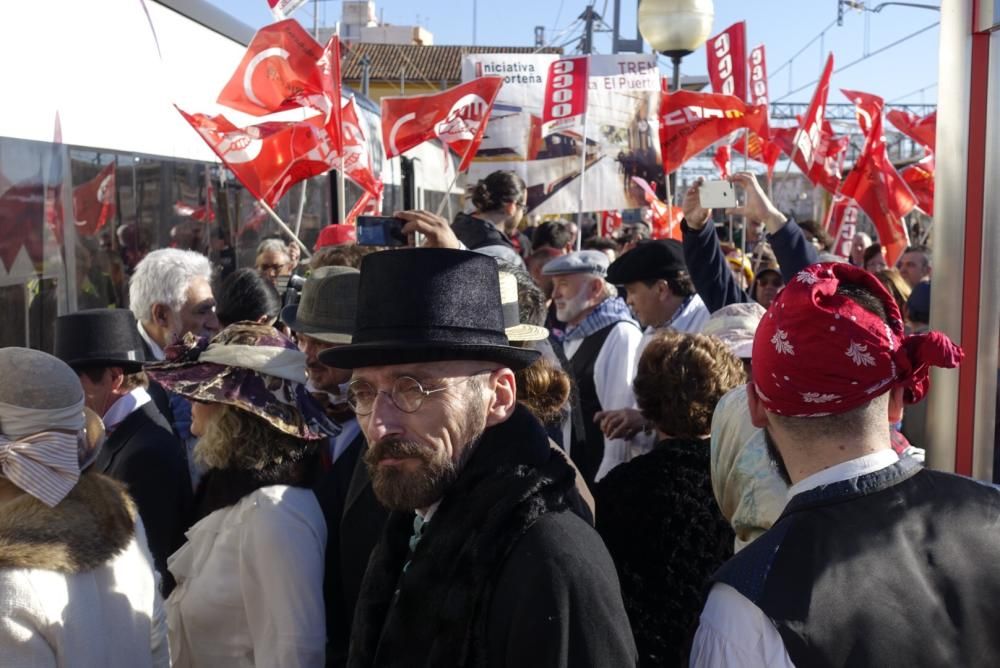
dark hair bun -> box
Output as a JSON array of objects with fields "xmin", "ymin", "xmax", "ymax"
[
  {"xmin": 471, "ymin": 170, "xmax": 526, "ymax": 214},
  {"xmin": 472, "ymin": 181, "xmax": 494, "ymax": 211}
]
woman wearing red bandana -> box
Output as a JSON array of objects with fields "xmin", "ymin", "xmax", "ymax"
[{"xmin": 690, "ymin": 263, "xmax": 1000, "ymax": 668}]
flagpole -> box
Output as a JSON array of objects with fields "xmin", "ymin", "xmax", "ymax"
[
  {"xmin": 575, "ymin": 108, "xmax": 589, "ymax": 252},
  {"xmin": 741, "ymin": 129, "xmax": 749, "ymax": 259},
  {"xmin": 259, "ymin": 199, "xmax": 312, "ymax": 259},
  {"xmin": 294, "ymin": 180, "xmax": 308, "ymax": 238},
  {"xmin": 434, "ymin": 169, "xmax": 462, "ymax": 218}
]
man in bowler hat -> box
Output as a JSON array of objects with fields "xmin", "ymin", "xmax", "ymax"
[
  {"xmin": 323, "ymin": 248, "xmax": 636, "ymax": 668},
  {"xmin": 54, "ymin": 308, "xmax": 193, "ymax": 595}
]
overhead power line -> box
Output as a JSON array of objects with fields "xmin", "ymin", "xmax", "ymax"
[{"xmin": 772, "ymin": 21, "xmax": 939, "ymax": 102}]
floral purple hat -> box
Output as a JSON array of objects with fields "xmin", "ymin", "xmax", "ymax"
[{"xmin": 145, "ymin": 322, "xmax": 335, "ymax": 441}]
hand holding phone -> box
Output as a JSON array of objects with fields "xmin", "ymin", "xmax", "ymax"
[
  {"xmin": 356, "ymin": 216, "xmax": 408, "ymax": 247},
  {"xmin": 698, "ymin": 180, "xmax": 737, "ymax": 210}
]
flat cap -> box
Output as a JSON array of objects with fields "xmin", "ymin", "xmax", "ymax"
[
  {"xmin": 607, "ymin": 239, "xmax": 686, "ymax": 284},
  {"xmin": 541, "ymin": 250, "xmax": 609, "ymax": 277}
]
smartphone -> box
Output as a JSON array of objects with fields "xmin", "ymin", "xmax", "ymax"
[
  {"xmin": 356, "ymin": 216, "xmax": 408, "ymax": 247},
  {"xmin": 699, "ymin": 180, "xmax": 737, "ymax": 209}
]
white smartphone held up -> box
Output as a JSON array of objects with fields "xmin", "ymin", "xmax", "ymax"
[{"xmin": 699, "ymin": 180, "xmax": 737, "ymax": 209}]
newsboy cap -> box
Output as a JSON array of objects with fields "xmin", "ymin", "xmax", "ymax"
[
  {"xmin": 541, "ymin": 250, "xmax": 609, "ymax": 277},
  {"xmin": 607, "ymin": 239, "xmax": 687, "ymax": 285}
]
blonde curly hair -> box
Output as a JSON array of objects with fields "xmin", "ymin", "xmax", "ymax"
[{"xmin": 633, "ymin": 331, "xmax": 747, "ymax": 439}]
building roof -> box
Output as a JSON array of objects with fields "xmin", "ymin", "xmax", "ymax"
[{"xmin": 342, "ymin": 43, "xmax": 563, "ymax": 84}]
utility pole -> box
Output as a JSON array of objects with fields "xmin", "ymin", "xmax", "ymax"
[
  {"xmin": 580, "ymin": 5, "xmax": 600, "ymax": 54},
  {"xmin": 473, "ymin": 0, "xmax": 478, "ymax": 45},
  {"xmin": 612, "ymin": 0, "xmax": 643, "ymax": 53}
]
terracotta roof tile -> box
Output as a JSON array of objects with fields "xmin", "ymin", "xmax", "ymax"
[{"xmin": 342, "ymin": 43, "xmax": 563, "ymax": 85}]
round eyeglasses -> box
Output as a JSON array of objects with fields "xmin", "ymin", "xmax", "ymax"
[{"xmin": 347, "ymin": 369, "xmax": 496, "ymax": 416}]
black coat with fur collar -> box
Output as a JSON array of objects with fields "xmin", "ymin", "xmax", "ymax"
[{"xmin": 348, "ymin": 404, "xmax": 637, "ymax": 668}]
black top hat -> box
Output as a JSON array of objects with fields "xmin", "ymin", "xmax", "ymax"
[
  {"xmin": 607, "ymin": 239, "xmax": 687, "ymax": 285},
  {"xmin": 281, "ymin": 266, "xmax": 360, "ymax": 344},
  {"xmin": 320, "ymin": 248, "xmax": 540, "ymax": 370},
  {"xmin": 54, "ymin": 309, "xmax": 147, "ymax": 373}
]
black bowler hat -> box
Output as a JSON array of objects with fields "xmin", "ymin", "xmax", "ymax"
[
  {"xmin": 607, "ymin": 239, "xmax": 687, "ymax": 285},
  {"xmin": 320, "ymin": 248, "xmax": 540, "ymax": 370},
  {"xmin": 54, "ymin": 309, "xmax": 146, "ymax": 374}
]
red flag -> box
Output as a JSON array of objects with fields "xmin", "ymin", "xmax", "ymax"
[
  {"xmin": 748, "ymin": 44, "xmax": 770, "ymax": 107},
  {"xmin": 600, "ymin": 210, "xmax": 622, "ymax": 237},
  {"xmin": 218, "ymin": 20, "xmax": 336, "ymax": 117},
  {"xmin": 713, "ymin": 145, "xmax": 731, "ymax": 179},
  {"xmin": 339, "ymin": 96, "xmax": 380, "ymax": 198},
  {"xmin": 707, "ymin": 22, "xmax": 747, "ymax": 100},
  {"xmin": 772, "ymin": 120, "xmax": 847, "ymax": 193},
  {"xmin": 381, "ymin": 77, "xmax": 504, "ymax": 171},
  {"xmin": 901, "ymin": 154, "xmax": 934, "ymax": 214},
  {"xmin": 177, "ymin": 107, "xmax": 339, "ymax": 207},
  {"xmin": 72, "ymin": 162, "xmax": 116, "ymax": 236},
  {"xmin": 632, "ymin": 176, "xmax": 682, "ymax": 241},
  {"xmin": 825, "ymin": 196, "xmax": 861, "ymax": 259},
  {"xmin": 887, "ymin": 109, "xmax": 936, "ymax": 151},
  {"xmin": 237, "ymin": 201, "xmax": 269, "ymax": 240},
  {"xmin": 733, "ymin": 132, "xmax": 781, "ymax": 177},
  {"xmin": 840, "ymin": 89, "xmax": 916, "ymax": 266},
  {"xmin": 658, "ymin": 90, "xmax": 769, "ymax": 174},
  {"xmin": 0, "ymin": 175, "xmax": 46, "ymax": 272},
  {"xmin": 542, "ymin": 56, "xmax": 589, "ymax": 138},
  {"xmin": 267, "ymin": 0, "xmax": 308, "ymax": 19},
  {"xmin": 791, "ymin": 54, "xmax": 834, "ymax": 176}
]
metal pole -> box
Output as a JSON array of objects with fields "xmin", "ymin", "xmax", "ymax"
[
  {"xmin": 670, "ymin": 55, "xmax": 682, "ymax": 214},
  {"xmin": 400, "ymin": 66, "xmax": 405, "ymax": 95},
  {"xmin": 473, "ymin": 0, "xmax": 478, "ymax": 45},
  {"xmin": 576, "ymin": 109, "xmax": 589, "ymax": 251},
  {"xmin": 294, "ymin": 180, "xmax": 308, "ymax": 237},
  {"xmin": 361, "ymin": 55, "xmax": 371, "ymax": 97},
  {"xmin": 259, "ymin": 199, "xmax": 313, "ymax": 258},
  {"xmin": 313, "ymin": 0, "xmax": 319, "ymax": 39}
]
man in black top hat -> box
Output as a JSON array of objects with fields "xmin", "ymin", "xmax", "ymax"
[
  {"xmin": 322, "ymin": 248, "xmax": 636, "ymax": 668},
  {"xmin": 54, "ymin": 308, "xmax": 193, "ymax": 596}
]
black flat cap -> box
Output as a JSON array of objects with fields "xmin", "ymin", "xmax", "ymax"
[{"xmin": 607, "ymin": 239, "xmax": 687, "ymax": 285}]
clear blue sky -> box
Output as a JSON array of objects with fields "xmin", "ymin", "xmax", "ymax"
[{"xmin": 205, "ymin": 0, "xmax": 941, "ymax": 105}]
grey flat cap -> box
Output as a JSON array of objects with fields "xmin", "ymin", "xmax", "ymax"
[{"xmin": 541, "ymin": 250, "xmax": 609, "ymax": 277}]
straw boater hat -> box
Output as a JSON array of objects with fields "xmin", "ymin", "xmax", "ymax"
[
  {"xmin": 320, "ymin": 248, "xmax": 540, "ymax": 370},
  {"xmin": 145, "ymin": 322, "xmax": 335, "ymax": 440}
]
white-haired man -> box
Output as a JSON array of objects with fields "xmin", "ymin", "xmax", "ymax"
[
  {"xmin": 129, "ymin": 248, "xmax": 219, "ymax": 486},
  {"xmin": 542, "ymin": 250, "xmax": 642, "ymax": 486},
  {"xmin": 129, "ymin": 248, "xmax": 220, "ymax": 360}
]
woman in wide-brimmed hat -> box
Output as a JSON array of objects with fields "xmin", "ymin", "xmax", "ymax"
[{"xmin": 147, "ymin": 322, "xmax": 333, "ymax": 667}]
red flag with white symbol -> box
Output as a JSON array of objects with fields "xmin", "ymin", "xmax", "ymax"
[
  {"xmin": 632, "ymin": 176, "xmax": 682, "ymax": 241},
  {"xmin": 825, "ymin": 196, "xmax": 861, "ymax": 259},
  {"xmin": 839, "ymin": 89, "xmax": 916, "ymax": 267},
  {"xmin": 887, "ymin": 109, "xmax": 936, "ymax": 151},
  {"xmin": 733, "ymin": 132, "xmax": 781, "ymax": 178},
  {"xmin": 381, "ymin": 77, "xmax": 504, "ymax": 171},
  {"xmin": 339, "ymin": 96, "xmax": 380, "ymax": 198},
  {"xmin": 772, "ymin": 119, "xmax": 847, "ymax": 193},
  {"xmin": 713, "ymin": 145, "xmax": 731, "ymax": 179},
  {"xmin": 658, "ymin": 90, "xmax": 769, "ymax": 174},
  {"xmin": 707, "ymin": 22, "xmax": 747, "ymax": 100},
  {"xmin": 790, "ymin": 54, "xmax": 834, "ymax": 179},
  {"xmin": 600, "ymin": 210, "xmax": 622, "ymax": 237},
  {"xmin": 747, "ymin": 44, "xmax": 770, "ymax": 107},
  {"xmin": 901, "ymin": 154, "xmax": 934, "ymax": 215},
  {"xmin": 177, "ymin": 107, "xmax": 339, "ymax": 207},
  {"xmin": 267, "ymin": 0, "xmax": 308, "ymax": 20},
  {"xmin": 541, "ymin": 56, "xmax": 589, "ymax": 138},
  {"xmin": 72, "ymin": 162, "xmax": 116, "ymax": 236}
]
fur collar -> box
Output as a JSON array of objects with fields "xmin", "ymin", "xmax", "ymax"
[
  {"xmin": 0, "ymin": 473, "xmax": 137, "ymax": 573},
  {"xmin": 349, "ymin": 404, "xmax": 581, "ymax": 667}
]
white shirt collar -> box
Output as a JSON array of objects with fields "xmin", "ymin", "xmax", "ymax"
[
  {"xmin": 136, "ymin": 320, "xmax": 165, "ymax": 361},
  {"xmin": 416, "ymin": 499, "xmax": 442, "ymax": 523},
  {"xmin": 103, "ymin": 386, "xmax": 152, "ymax": 432},
  {"xmin": 787, "ymin": 449, "xmax": 899, "ymax": 500}
]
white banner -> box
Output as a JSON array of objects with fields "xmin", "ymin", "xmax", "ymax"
[{"xmin": 462, "ymin": 53, "xmax": 663, "ymax": 215}]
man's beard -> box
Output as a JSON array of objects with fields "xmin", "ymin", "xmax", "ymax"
[
  {"xmin": 764, "ymin": 427, "xmax": 792, "ymax": 486},
  {"xmin": 555, "ymin": 284, "xmax": 591, "ymax": 323},
  {"xmin": 363, "ymin": 397, "xmax": 486, "ymax": 512}
]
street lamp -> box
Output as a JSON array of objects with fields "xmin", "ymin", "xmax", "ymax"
[{"xmin": 638, "ymin": 0, "xmax": 714, "ymax": 91}]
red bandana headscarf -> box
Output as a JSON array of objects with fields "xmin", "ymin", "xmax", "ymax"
[{"xmin": 752, "ymin": 263, "xmax": 963, "ymax": 417}]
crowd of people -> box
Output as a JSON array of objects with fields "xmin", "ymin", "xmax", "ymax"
[{"xmin": 0, "ymin": 166, "xmax": 996, "ymax": 668}]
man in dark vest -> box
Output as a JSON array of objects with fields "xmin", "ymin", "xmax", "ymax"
[
  {"xmin": 689, "ymin": 263, "xmax": 999, "ymax": 667},
  {"xmin": 542, "ymin": 250, "xmax": 642, "ymax": 485},
  {"xmin": 282, "ymin": 266, "xmax": 385, "ymax": 668},
  {"xmin": 54, "ymin": 308, "xmax": 193, "ymax": 596},
  {"xmin": 322, "ymin": 248, "xmax": 637, "ymax": 667}
]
